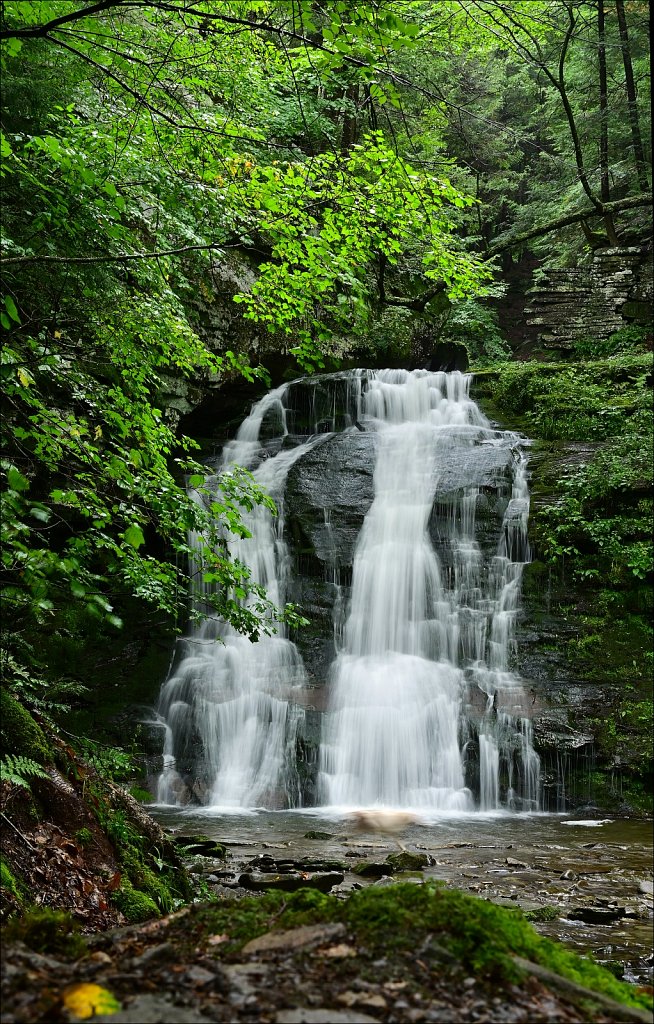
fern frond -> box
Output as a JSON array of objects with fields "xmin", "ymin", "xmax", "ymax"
[{"xmin": 0, "ymin": 754, "xmax": 48, "ymax": 790}]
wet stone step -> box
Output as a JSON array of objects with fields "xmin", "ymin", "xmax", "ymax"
[{"xmin": 239, "ymin": 871, "xmax": 345, "ymax": 893}]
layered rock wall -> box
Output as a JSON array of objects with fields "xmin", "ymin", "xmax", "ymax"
[{"xmin": 525, "ymin": 246, "xmax": 653, "ymax": 349}]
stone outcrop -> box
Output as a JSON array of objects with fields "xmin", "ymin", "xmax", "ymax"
[{"xmin": 525, "ymin": 246, "xmax": 652, "ymax": 350}]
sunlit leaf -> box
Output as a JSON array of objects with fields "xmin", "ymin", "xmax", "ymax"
[{"xmin": 62, "ymin": 984, "xmax": 121, "ymax": 1020}]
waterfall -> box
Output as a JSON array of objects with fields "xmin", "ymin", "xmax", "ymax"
[
  {"xmin": 155, "ymin": 368, "xmax": 540, "ymax": 811},
  {"xmin": 156, "ymin": 385, "xmax": 334, "ymax": 808}
]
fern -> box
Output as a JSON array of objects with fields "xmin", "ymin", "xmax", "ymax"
[{"xmin": 0, "ymin": 754, "xmax": 48, "ymax": 790}]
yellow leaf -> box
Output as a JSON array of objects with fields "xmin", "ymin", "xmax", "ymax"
[
  {"xmin": 94, "ymin": 425, "xmax": 102, "ymax": 439},
  {"xmin": 54, "ymin": 330, "xmax": 62, "ymax": 339},
  {"xmin": 17, "ymin": 367, "xmax": 33, "ymax": 387},
  {"xmin": 63, "ymin": 983, "xmax": 121, "ymax": 1019}
]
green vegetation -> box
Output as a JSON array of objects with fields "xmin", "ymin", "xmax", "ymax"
[
  {"xmin": 184, "ymin": 884, "xmax": 651, "ymax": 1011},
  {"xmin": 0, "ymin": 860, "xmax": 27, "ymax": 910},
  {"xmin": 476, "ymin": 351, "xmax": 653, "ymax": 802},
  {"xmin": 111, "ymin": 880, "xmax": 160, "ymax": 924},
  {"xmin": 4, "ymin": 907, "xmax": 87, "ymax": 959},
  {"xmin": 0, "ymin": 688, "xmax": 51, "ymax": 764},
  {"xmin": 88, "ymin": 786, "xmax": 191, "ymax": 914},
  {"xmin": 0, "ymin": 0, "xmax": 651, "ymax": 944}
]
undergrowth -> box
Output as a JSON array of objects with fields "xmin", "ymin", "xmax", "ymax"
[{"xmin": 185, "ymin": 883, "xmax": 652, "ymax": 1012}]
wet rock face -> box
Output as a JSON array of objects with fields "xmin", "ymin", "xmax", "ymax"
[
  {"xmin": 525, "ymin": 245, "xmax": 653, "ymax": 350},
  {"xmin": 284, "ymin": 388, "xmax": 516, "ymax": 694}
]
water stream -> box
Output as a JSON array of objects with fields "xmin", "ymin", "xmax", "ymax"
[{"xmin": 155, "ymin": 369, "xmax": 540, "ymax": 812}]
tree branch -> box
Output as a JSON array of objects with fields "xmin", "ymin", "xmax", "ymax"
[
  {"xmin": 384, "ymin": 285, "xmax": 448, "ymax": 314},
  {"xmin": 487, "ymin": 194, "xmax": 652, "ymax": 255},
  {"xmin": 0, "ymin": 1, "xmax": 132, "ymax": 39},
  {"xmin": 0, "ymin": 242, "xmax": 225, "ymax": 266}
]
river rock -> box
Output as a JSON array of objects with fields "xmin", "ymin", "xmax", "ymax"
[
  {"xmin": 275, "ymin": 1010, "xmax": 378, "ymax": 1024},
  {"xmin": 238, "ymin": 871, "xmax": 344, "ymax": 893},
  {"xmin": 93, "ymin": 995, "xmax": 212, "ymax": 1023},
  {"xmin": 172, "ymin": 836, "xmax": 227, "ymax": 858},
  {"xmin": 242, "ymin": 923, "xmax": 346, "ymax": 955},
  {"xmin": 352, "ymin": 862, "xmax": 393, "ymax": 878},
  {"xmin": 568, "ymin": 906, "xmax": 626, "ymax": 924},
  {"xmin": 386, "ymin": 851, "xmax": 431, "ymax": 871}
]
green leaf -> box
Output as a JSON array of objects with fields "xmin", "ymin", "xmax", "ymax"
[
  {"xmin": 123, "ymin": 525, "xmax": 145, "ymax": 549},
  {"xmin": 4, "ymin": 296, "xmax": 20, "ymax": 323},
  {"xmin": 7, "ymin": 466, "xmax": 29, "ymax": 491},
  {"xmin": 3, "ymin": 38, "xmax": 23, "ymax": 57},
  {"xmin": 30, "ymin": 506, "xmax": 51, "ymax": 523}
]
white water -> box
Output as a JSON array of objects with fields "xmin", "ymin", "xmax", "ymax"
[
  {"xmin": 156, "ymin": 385, "xmax": 329, "ymax": 808},
  {"xmin": 318, "ymin": 370, "xmax": 539, "ymax": 810},
  {"xmin": 155, "ymin": 369, "xmax": 540, "ymax": 811}
]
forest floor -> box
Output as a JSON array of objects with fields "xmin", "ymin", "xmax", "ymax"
[
  {"xmin": 2, "ymin": 896, "xmax": 653, "ymax": 1024},
  {"xmin": 2, "ymin": 808, "xmax": 653, "ymax": 1024}
]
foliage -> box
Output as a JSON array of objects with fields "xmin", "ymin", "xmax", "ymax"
[
  {"xmin": 444, "ymin": 298, "xmax": 511, "ymax": 364},
  {"xmin": 128, "ymin": 786, "xmax": 153, "ymax": 804},
  {"xmin": 0, "ymin": 753, "xmax": 49, "ymax": 790},
  {"xmin": 186, "ymin": 883, "xmax": 651, "ymax": 1011},
  {"xmin": 485, "ymin": 355, "xmax": 653, "ymax": 580},
  {"xmin": 572, "ymin": 325, "xmax": 652, "ymax": 360},
  {"xmin": 4, "ymin": 906, "xmax": 87, "ymax": 959},
  {"xmin": 233, "ymin": 133, "xmax": 492, "ymax": 369},
  {"xmin": 74, "ymin": 740, "xmax": 136, "ymax": 783}
]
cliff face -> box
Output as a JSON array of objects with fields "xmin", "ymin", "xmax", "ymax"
[{"xmin": 525, "ymin": 246, "xmax": 653, "ymax": 351}]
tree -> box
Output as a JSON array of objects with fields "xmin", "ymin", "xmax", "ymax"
[{"xmin": 1, "ymin": 0, "xmax": 496, "ymax": 731}]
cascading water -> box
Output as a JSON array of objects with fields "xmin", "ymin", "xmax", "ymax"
[
  {"xmin": 155, "ymin": 369, "xmax": 540, "ymax": 811},
  {"xmin": 156, "ymin": 385, "xmax": 332, "ymax": 809},
  {"xmin": 318, "ymin": 370, "xmax": 539, "ymax": 810}
]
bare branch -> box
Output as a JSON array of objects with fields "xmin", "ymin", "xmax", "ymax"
[{"xmin": 0, "ymin": 241, "xmax": 225, "ymax": 266}]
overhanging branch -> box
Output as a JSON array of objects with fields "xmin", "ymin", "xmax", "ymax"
[
  {"xmin": 487, "ymin": 194, "xmax": 652, "ymax": 255},
  {"xmin": 0, "ymin": 241, "xmax": 224, "ymax": 266}
]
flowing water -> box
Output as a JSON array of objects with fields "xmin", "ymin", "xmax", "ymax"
[
  {"xmin": 150, "ymin": 806, "xmax": 653, "ymax": 984},
  {"xmin": 155, "ymin": 369, "xmax": 540, "ymax": 812}
]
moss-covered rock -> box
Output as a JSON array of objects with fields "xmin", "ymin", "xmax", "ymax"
[
  {"xmin": 0, "ymin": 689, "xmax": 51, "ymax": 764},
  {"xmin": 111, "ymin": 881, "xmax": 160, "ymax": 923},
  {"xmin": 4, "ymin": 907, "xmax": 87, "ymax": 959},
  {"xmin": 386, "ymin": 851, "xmax": 430, "ymax": 872}
]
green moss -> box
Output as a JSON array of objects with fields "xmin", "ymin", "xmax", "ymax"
[
  {"xmin": 183, "ymin": 884, "xmax": 651, "ymax": 1013},
  {"xmin": 111, "ymin": 880, "xmax": 160, "ymax": 923},
  {"xmin": 128, "ymin": 785, "xmax": 153, "ymax": 803},
  {"xmin": 3, "ymin": 907, "xmax": 87, "ymax": 959},
  {"xmin": 0, "ymin": 859, "xmax": 27, "ymax": 908},
  {"xmin": 524, "ymin": 906, "xmax": 560, "ymax": 922},
  {"xmin": 0, "ymin": 689, "xmax": 51, "ymax": 764}
]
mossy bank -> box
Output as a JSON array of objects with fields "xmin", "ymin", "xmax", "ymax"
[{"xmin": 472, "ymin": 348, "xmax": 653, "ymax": 812}]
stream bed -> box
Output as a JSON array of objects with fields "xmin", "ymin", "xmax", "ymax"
[{"xmin": 150, "ymin": 809, "xmax": 653, "ymax": 986}]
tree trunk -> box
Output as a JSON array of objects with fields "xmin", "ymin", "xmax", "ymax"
[
  {"xmin": 615, "ymin": 0, "xmax": 650, "ymax": 191},
  {"xmin": 597, "ymin": 0, "xmax": 620, "ymax": 244},
  {"xmin": 340, "ymin": 84, "xmax": 360, "ymax": 154}
]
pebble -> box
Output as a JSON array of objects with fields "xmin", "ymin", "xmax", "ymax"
[
  {"xmin": 93, "ymin": 994, "xmax": 212, "ymax": 1023},
  {"xmin": 275, "ymin": 1011, "xmax": 378, "ymax": 1024}
]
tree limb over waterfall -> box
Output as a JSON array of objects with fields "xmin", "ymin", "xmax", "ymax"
[{"xmin": 487, "ymin": 195, "xmax": 653, "ymax": 256}]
